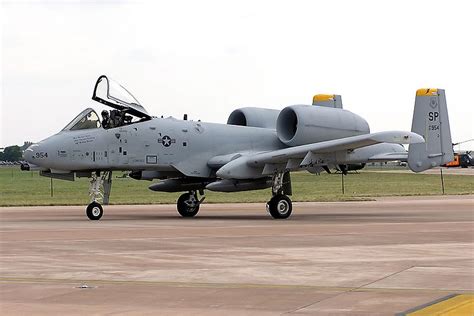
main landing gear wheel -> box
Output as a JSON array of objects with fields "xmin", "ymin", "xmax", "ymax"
[
  {"xmin": 177, "ymin": 192, "xmax": 200, "ymax": 217},
  {"xmin": 267, "ymin": 194, "xmax": 292, "ymax": 219},
  {"xmin": 86, "ymin": 202, "xmax": 103, "ymax": 220}
]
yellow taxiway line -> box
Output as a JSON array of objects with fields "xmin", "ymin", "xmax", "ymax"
[{"xmin": 405, "ymin": 294, "xmax": 474, "ymax": 316}]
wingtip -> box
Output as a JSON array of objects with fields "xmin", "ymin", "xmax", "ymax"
[
  {"xmin": 396, "ymin": 132, "xmax": 425, "ymax": 144},
  {"xmin": 372, "ymin": 131, "xmax": 425, "ymax": 144}
]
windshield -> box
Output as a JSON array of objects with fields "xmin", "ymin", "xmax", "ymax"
[
  {"xmin": 62, "ymin": 108, "xmax": 101, "ymax": 131},
  {"xmin": 92, "ymin": 75, "xmax": 150, "ymax": 119}
]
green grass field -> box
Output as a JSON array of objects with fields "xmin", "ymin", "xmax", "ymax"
[{"xmin": 0, "ymin": 167, "xmax": 472, "ymax": 206}]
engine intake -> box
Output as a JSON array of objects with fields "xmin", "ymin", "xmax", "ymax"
[
  {"xmin": 276, "ymin": 105, "xmax": 370, "ymax": 146},
  {"xmin": 227, "ymin": 107, "xmax": 280, "ymax": 129}
]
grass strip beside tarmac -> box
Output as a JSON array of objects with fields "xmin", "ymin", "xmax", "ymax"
[{"xmin": 0, "ymin": 167, "xmax": 472, "ymax": 206}]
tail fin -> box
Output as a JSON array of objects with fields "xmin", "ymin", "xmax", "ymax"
[
  {"xmin": 408, "ymin": 88, "xmax": 454, "ymax": 172},
  {"xmin": 312, "ymin": 94, "xmax": 343, "ymax": 108}
]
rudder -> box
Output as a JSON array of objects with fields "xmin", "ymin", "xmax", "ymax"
[{"xmin": 408, "ymin": 88, "xmax": 454, "ymax": 172}]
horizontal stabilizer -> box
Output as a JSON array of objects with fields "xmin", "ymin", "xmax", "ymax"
[{"xmin": 368, "ymin": 152, "xmax": 408, "ymax": 162}]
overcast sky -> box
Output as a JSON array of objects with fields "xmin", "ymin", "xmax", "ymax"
[{"xmin": 1, "ymin": 0, "xmax": 473, "ymax": 150}]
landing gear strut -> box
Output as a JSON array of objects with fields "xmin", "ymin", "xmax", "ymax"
[
  {"xmin": 177, "ymin": 190, "xmax": 205, "ymax": 218},
  {"xmin": 86, "ymin": 171, "xmax": 112, "ymax": 220},
  {"xmin": 266, "ymin": 172, "xmax": 292, "ymax": 219}
]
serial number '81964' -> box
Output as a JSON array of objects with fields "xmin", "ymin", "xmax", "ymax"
[{"xmin": 35, "ymin": 152, "xmax": 48, "ymax": 159}]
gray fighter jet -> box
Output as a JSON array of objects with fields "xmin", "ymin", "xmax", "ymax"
[{"xmin": 21, "ymin": 76, "xmax": 453, "ymax": 220}]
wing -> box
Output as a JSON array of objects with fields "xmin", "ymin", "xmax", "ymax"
[{"xmin": 216, "ymin": 131, "xmax": 423, "ymax": 179}]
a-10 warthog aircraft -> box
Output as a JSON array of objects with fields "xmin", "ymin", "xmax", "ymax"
[{"xmin": 21, "ymin": 75, "xmax": 453, "ymax": 220}]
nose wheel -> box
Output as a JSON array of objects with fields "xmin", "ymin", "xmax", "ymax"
[{"xmin": 86, "ymin": 202, "xmax": 103, "ymax": 220}]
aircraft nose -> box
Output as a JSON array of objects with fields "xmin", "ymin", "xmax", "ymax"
[
  {"xmin": 24, "ymin": 143, "xmax": 39, "ymax": 164},
  {"xmin": 22, "ymin": 141, "xmax": 56, "ymax": 171},
  {"xmin": 24, "ymin": 142, "xmax": 50, "ymax": 166}
]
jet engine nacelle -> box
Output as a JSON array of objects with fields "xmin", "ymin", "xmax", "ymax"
[
  {"xmin": 276, "ymin": 105, "xmax": 370, "ymax": 146},
  {"xmin": 227, "ymin": 107, "xmax": 280, "ymax": 129}
]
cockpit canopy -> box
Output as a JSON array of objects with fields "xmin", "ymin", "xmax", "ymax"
[
  {"xmin": 92, "ymin": 75, "xmax": 151, "ymax": 119},
  {"xmin": 62, "ymin": 108, "xmax": 101, "ymax": 131},
  {"xmin": 62, "ymin": 76, "xmax": 153, "ymax": 132}
]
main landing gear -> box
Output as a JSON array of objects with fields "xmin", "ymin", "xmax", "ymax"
[
  {"xmin": 177, "ymin": 190, "xmax": 205, "ymax": 217},
  {"xmin": 86, "ymin": 171, "xmax": 112, "ymax": 220},
  {"xmin": 266, "ymin": 172, "xmax": 292, "ymax": 219}
]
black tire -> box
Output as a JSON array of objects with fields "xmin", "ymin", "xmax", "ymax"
[
  {"xmin": 177, "ymin": 192, "xmax": 200, "ymax": 217},
  {"xmin": 267, "ymin": 194, "xmax": 292, "ymax": 219},
  {"xmin": 86, "ymin": 202, "xmax": 103, "ymax": 220}
]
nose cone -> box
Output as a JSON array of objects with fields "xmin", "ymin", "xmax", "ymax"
[
  {"xmin": 24, "ymin": 143, "xmax": 39, "ymax": 164},
  {"xmin": 24, "ymin": 140, "xmax": 51, "ymax": 168}
]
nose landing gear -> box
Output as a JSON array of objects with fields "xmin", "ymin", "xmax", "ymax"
[{"xmin": 86, "ymin": 171, "xmax": 112, "ymax": 220}]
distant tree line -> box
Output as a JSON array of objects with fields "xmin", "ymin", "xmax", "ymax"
[{"xmin": 0, "ymin": 142, "xmax": 33, "ymax": 162}]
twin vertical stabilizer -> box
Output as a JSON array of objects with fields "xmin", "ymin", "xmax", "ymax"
[{"xmin": 408, "ymin": 89, "xmax": 454, "ymax": 172}]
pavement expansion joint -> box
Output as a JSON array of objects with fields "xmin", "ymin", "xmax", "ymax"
[
  {"xmin": 2, "ymin": 276, "xmax": 470, "ymax": 294},
  {"xmin": 286, "ymin": 265, "xmax": 418, "ymax": 313}
]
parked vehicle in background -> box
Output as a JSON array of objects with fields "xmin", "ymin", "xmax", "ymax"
[{"xmin": 444, "ymin": 152, "xmax": 473, "ymax": 168}]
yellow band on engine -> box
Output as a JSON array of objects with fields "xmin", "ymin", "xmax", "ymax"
[
  {"xmin": 313, "ymin": 94, "xmax": 335, "ymax": 103},
  {"xmin": 416, "ymin": 88, "xmax": 438, "ymax": 96}
]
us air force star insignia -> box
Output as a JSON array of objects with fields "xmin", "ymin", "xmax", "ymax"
[{"xmin": 159, "ymin": 135, "xmax": 176, "ymax": 147}]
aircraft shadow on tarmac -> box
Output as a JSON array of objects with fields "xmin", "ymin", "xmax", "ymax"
[
  {"xmin": 24, "ymin": 211, "xmax": 420, "ymax": 222},
  {"xmin": 13, "ymin": 206, "xmax": 427, "ymax": 223}
]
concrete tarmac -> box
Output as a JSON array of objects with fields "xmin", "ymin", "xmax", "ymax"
[{"xmin": 1, "ymin": 196, "xmax": 473, "ymax": 315}]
